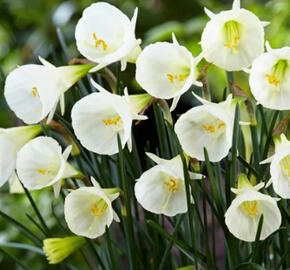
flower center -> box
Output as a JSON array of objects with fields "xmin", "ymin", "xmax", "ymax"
[
  {"xmin": 266, "ymin": 59, "xmax": 288, "ymax": 88},
  {"xmin": 167, "ymin": 73, "xmax": 186, "ymax": 84},
  {"xmin": 202, "ymin": 121, "xmax": 226, "ymax": 136},
  {"xmin": 37, "ymin": 168, "xmax": 51, "ymax": 175},
  {"xmin": 280, "ymin": 154, "xmax": 290, "ymax": 179},
  {"xmin": 242, "ymin": 200, "xmax": 259, "ymax": 217},
  {"xmin": 31, "ymin": 86, "xmax": 39, "ymax": 97},
  {"xmin": 102, "ymin": 115, "xmax": 121, "ymax": 126},
  {"xmin": 90, "ymin": 200, "xmax": 107, "ymax": 217},
  {"xmin": 164, "ymin": 178, "xmax": 179, "ymax": 192},
  {"xmin": 223, "ymin": 20, "xmax": 241, "ymax": 54},
  {"xmin": 92, "ymin": 32, "xmax": 107, "ymax": 51}
]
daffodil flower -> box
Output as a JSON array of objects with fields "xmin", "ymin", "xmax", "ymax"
[
  {"xmin": 135, "ymin": 34, "xmax": 202, "ymax": 111},
  {"xmin": 64, "ymin": 177, "xmax": 120, "ymax": 239},
  {"xmin": 75, "ymin": 2, "xmax": 141, "ymax": 72},
  {"xmin": 0, "ymin": 125, "xmax": 42, "ymax": 187},
  {"xmin": 249, "ymin": 43, "xmax": 290, "ymax": 110},
  {"xmin": 225, "ymin": 174, "xmax": 281, "ymax": 242},
  {"xmin": 260, "ymin": 134, "xmax": 290, "ymax": 199},
  {"xmin": 16, "ymin": 136, "xmax": 83, "ymax": 197},
  {"xmin": 134, "ymin": 153, "xmax": 203, "ymax": 216},
  {"xmin": 4, "ymin": 57, "xmax": 94, "ymax": 124},
  {"xmin": 174, "ymin": 94, "xmax": 234, "ymax": 162},
  {"xmin": 43, "ymin": 236, "xmax": 85, "ymax": 264},
  {"xmin": 71, "ymin": 82, "xmax": 151, "ymax": 155},
  {"xmin": 201, "ymin": 0, "xmax": 268, "ymax": 71}
]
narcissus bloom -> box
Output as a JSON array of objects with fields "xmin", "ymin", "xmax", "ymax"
[
  {"xmin": 71, "ymin": 83, "xmax": 150, "ymax": 155},
  {"xmin": 64, "ymin": 178, "xmax": 120, "ymax": 238},
  {"xmin": 4, "ymin": 58, "xmax": 93, "ymax": 124},
  {"xmin": 225, "ymin": 174, "xmax": 281, "ymax": 242},
  {"xmin": 135, "ymin": 34, "xmax": 202, "ymax": 111},
  {"xmin": 201, "ymin": 0, "xmax": 267, "ymax": 71},
  {"xmin": 134, "ymin": 153, "xmax": 203, "ymax": 216},
  {"xmin": 0, "ymin": 125, "xmax": 42, "ymax": 187},
  {"xmin": 249, "ymin": 44, "xmax": 290, "ymax": 110},
  {"xmin": 175, "ymin": 94, "xmax": 234, "ymax": 162},
  {"xmin": 260, "ymin": 134, "xmax": 290, "ymax": 199},
  {"xmin": 16, "ymin": 136, "xmax": 82, "ymax": 197},
  {"xmin": 75, "ymin": 2, "xmax": 141, "ymax": 72},
  {"xmin": 43, "ymin": 236, "xmax": 85, "ymax": 264}
]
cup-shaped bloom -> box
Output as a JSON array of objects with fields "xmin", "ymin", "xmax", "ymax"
[
  {"xmin": 71, "ymin": 83, "xmax": 150, "ymax": 155},
  {"xmin": 201, "ymin": 0, "xmax": 267, "ymax": 71},
  {"xmin": 0, "ymin": 125, "xmax": 42, "ymax": 187},
  {"xmin": 75, "ymin": 2, "xmax": 140, "ymax": 72},
  {"xmin": 134, "ymin": 153, "xmax": 203, "ymax": 216},
  {"xmin": 174, "ymin": 94, "xmax": 234, "ymax": 162},
  {"xmin": 225, "ymin": 174, "xmax": 281, "ymax": 242},
  {"xmin": 4, "ymin": 58, "xmax": 93, "ymax": 124},
  {"xmin": 136, "ymin": 34, "xmax": 202, "ymax": 111},
  {"xmin": 64, "ymin": 178, "xmax": 120, "ymax": 238},
  {"xmin": 43, "ymin": 236, "xmax": 85, "ymax": 264},
  {"xmin": 249, "ymin": 44, "xmax": 290, "ymax": 110},
  {"xmin": 16, "ymin": 136, "xmax": 82, "ymax": 197},
  {"xmin": 260, "ymin": 134, "xmax": 290, "ymax": 198}
]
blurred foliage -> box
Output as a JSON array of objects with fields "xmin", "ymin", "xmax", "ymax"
[{"xmin": 0, "ymin": 0, "xmax": 289, "ymax": 268}]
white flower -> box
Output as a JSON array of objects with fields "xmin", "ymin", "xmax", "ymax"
[
  {"xmin": 0, "ymin": 125, "xmax": 42, "ymax": 187},
  {"xmin": 135, "ymin": 34, "xmax": 202, "ymax": 111},
  {"xmin": 64, "ymin": 178, "xmax": 120, "ymax": 239},
  {"xmin": 225, "ymin": 174, "xmax": 281, "ymax": 242},
  {"xmin": 16, "ymin": 136, "xmax": 82, "ymax": 197},
  {"xmin": 174, "ymin": 94, "xmax": 234, "ymax": 162},
  {"xmin": 75, "ymin": 2, "xmax": 140, "ymax": 72},
  {"xmin": 260, "ymin": 134, "xmax": 290, "ymax": 199},
  {"xmin": 249, "ymin": 43, "xmax": 290, "ymax": 110},
  {"xmin": 4, "ymin": 58, "xmax": 93, "ymax": 124},
  {"xmin": 201, "ymin": 0, "xmax": 268, "ymax": 71},
  {"xmin": 71, "ymin": 82, "xmax": 150, "ymax": 155},
  {"xmin": 134, "ymin": 153, "xmax": 203, "ymax": 216}
]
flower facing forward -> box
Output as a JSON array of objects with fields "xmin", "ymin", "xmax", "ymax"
[
  {"xmin": 16, "ymin": 136, "xmax": 82, "ymax": 197},
  {"xmin": 43, "ymin": 236, "xmax": 85, "ymax": 264},
  {"xmin": 260, "ymin": 134, "xmax": 290, "ymax": 199},
  {"xmin": 64, "ymin": 178, "xmax": 120, "ymax": 238},
  {"xmin": 201, "ymin": 0, "xmax": 267, "ymax": 71},
  {"xmin": 75, "ymin": 2, "xmax": 140, "ymax": 72},
  {"xmin": 174, "ymin": 94, "xmax": 234, "ymax": 162},
  {"xmin": 71, "ymin": 83, "xmax": 150, "ymax": 155},
  {"xmin": 249, "ymin": 44, "xmax": 290, "ymax": 110},
  {"xmin": 134, "ymin": 153, "xmax": 203, "ymax": 216},
  {"xmin": 135, "ymin": 34, "xmax": 202, "ymax": 111},
  {"xmin": 4, "ymin": 58, "xmax": 93, "ymax": 124},
  {"xmin": 225, "ymin": 174, "xmax": 281, "ymax": 242},
  {"xmin": 0, "ymin": 125, "xmax": 42, "ymax": 187}
]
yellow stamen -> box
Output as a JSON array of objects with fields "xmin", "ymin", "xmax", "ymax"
[
  {"xmin": 223, "ymin": 20, "xmax": 240, "ymax": 54},
  {"xmin": 102, "ymin": 116, "xmax": 121, "ymax": 126},
  {"xmin": 31, "ymin": 87, "xmax": 38, "ymax": 97},
  {"xmin": 202, "ymin": 124, "xmax": 215, "ymax": 133},
  {"xmin": 90, "ymin": 201, "xmax": 107, "ymax": 217},
  {"xmin": 202, "ymin": 121, "xmax": 226, "ymax": 134},
  {"xmin": 167, "ymin": 73, "xmax": 186, "ymax": 84},
  {"xmin": 38, "ymin": 168, "xmax": 51, "ymax": 175},
  {"xmin": 92, "ymin": 32, "xmax": 107, "ymax": 51},
  {"xmin": 242, "ymin": 200, "xmax": 258, "ymax": 217},
  {"xmin": 164, "ymin": 178, "xmax": 178, "ymax": 192},
  {"xmin": 280, "ymin": 155, "xmax": 290, "ymax": 178},
  {"xmin": 265, "ymin": 59, "xmax": 288, "ymax": 88}
]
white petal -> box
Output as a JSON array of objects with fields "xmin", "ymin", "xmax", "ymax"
[
  {"xmin": 232, "ymin": 0, "xmax": 240, "ymax": 10},
  {"xmin": 53, "ymin": 181, "xmax": 62, "ymax": 198},
  {"xmin": 204, "ymin": 7, "xmax": 215, "ymax": 19},
  {"xmin": 170, "ymin": 95, "xmax": 181, "ymax": 112}
]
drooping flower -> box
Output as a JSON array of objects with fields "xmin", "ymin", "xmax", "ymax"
[
  {"xmin": 16, "ymin": 136, "xmax": 83, "ymax": 197},
  {"xmin": 71, "ymin": 82, "xmax": 151, "ymax": 155},
  {"xmin": 0, "ymin": 125, "xmax": 42, "ymax": 187},
  {"xmin": 135, "ymin": 34, "xmax": 202, "ymax": 111},
  {"xmin": 75, "ymin": 2, "xmax": 141, "ymax": 72},
  {"xmin": 260, "ymin": 134, "xmax": 290, "ymax": 199},
  {"xmin": 225, "ymin": 174, "xmax": 281, "ymax": 242},
  {"xmin": 201, "ymin": 0, "xmax": 268, "ymax": 71},
  {"xmin": 43, "ymin": 236, "xmax": 85, "ymax": 264},
  {"xmin": 4, "ymin": 57, "xmax": 94, "ymax": 124},
  {"xmin": 174, "ymin": 94, "xmax": 234, "ymax": 162},
  {"xmin": 249, "ymin": 43, "xmax": 290, "ymax": 110},
  {"xmin": 134, "ymin": 153, "xmax": 203, "ymax": 216},
  {"xmin": 64, "ymin": 177, "xmax": 120, "ymax": 239}
]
